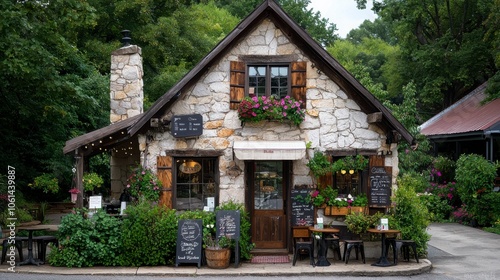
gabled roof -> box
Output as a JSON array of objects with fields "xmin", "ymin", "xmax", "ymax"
[
  {"xmin": 420, "ymin": 82, "xmax": 500, "ymax": 139},
  {"xmin": 127, "ymin": 0, "xmax": 412, "ymax": 144},
  {"xmin": 64, "ymin": 0, "xmax": 413, "ymax": 155}
]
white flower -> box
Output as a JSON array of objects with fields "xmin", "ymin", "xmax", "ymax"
[{"xmin": 347, "ymin": 194, "xmax": 353, "ymax": 199}]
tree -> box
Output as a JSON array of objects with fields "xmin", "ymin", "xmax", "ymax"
[
  {"xmin": 355, "ymin": 0, "xmax": 498, "ymax": 118},
  {"xmin": 0, "ymin": 0, "xmax": 108, "ymax": 197}
]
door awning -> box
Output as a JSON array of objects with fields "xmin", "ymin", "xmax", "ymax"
[{"xmin": 233, "ymin": 141, "xmax": 306, "ymax": 160}]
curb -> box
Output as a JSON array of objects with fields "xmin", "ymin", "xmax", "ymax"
[{"xmin": 1, "ymin": 259, "xmax": 431, "ymax": 276}]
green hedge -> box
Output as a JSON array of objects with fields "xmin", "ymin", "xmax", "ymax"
[{"xmin": 48, "ymin": 201, "xmax": 254, "ymax": 267}]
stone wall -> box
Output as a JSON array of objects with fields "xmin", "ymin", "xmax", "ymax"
[
  {"xmin": 139, "ymin": 19, "xmax": 396, "ymax": 204},
  {"xmin": 110, "ymin": 45, "xmax": 144, "ymax": 123}
]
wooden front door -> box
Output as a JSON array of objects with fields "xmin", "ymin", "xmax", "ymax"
[{"xmin": 249, "ymin": 161, "xmax": 288, "ymax": 249}]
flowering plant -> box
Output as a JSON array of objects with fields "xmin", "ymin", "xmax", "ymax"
[
  {"xmin": 237, "ymin": 95, "xmax": 305, "ymax": 126},
  {"xmin": 126, "ymin": 165, "xmax": 161, "ymax": 202},
  {"xmin": 82, "ymin": 172, "xmax": 103, "ymax": 192},
  {"xmin": 68, "ymin": 188, "xmax": 80, "ymax": 194},
  {"xmin": 305, "ymin": 189, "xmax": 325, "ymax": 207},
  {"xmin": 203, "ymin": 223, "xmax": 231, "ymax": 249}
]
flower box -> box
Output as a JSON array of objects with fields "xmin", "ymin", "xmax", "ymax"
[
  {"xmin": 350, "ymin": 206, "xmax": 366, "ymax": 214},
  {"xmin": 324, "ymin": 206, "xmax": 349, "ymax": 216}
]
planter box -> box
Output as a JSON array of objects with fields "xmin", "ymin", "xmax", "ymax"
[
  {"xmin": 350, "ymin": 206, "xmax": 366, "ymax": 214},
  {"xmin": 324, "ymin": 206, "xmax": 349, "ymax": 216}
]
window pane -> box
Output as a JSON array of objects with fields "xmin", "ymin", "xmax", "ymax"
[
  {"xmin": 254, "ymin": 161, "xmax": 283, "ymax": 210},
  {"xmin": 270, "ymin": 66, "xmax": 288, "ymax": 99},
  {"xmin": 176, "ymin": 158, "xmax": 217, "ymax": 210},
  {"xmin": 249, "ymin": 66, "xmax": 267, "ymax": 97}
]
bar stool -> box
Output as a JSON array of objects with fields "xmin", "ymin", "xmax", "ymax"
[
  {"xmin": 1, "ymin": 237, "xmax": 26, "ymax": 263},
  {"xmin": 292, "ymin": 226, "xmax": 315, "ymax": 266},
  {"xmin": 324, "ymin": 234, "xmax": 342, "ymax": 260},
  {"xmin": 342, "ymin": 239, "xmax": 365, "ymax": 264},
  {"xmin": 385, "ymin": 238, "xmax": 419, "ymax": 263},
  {"xmin": 33, "ymin": 236, "xmax": 58, "ymax": 262}
]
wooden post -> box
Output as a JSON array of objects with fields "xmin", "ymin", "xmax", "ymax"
[{"xmin": 75, "ymin": 151, "xmax": 84, "ymax": 208}]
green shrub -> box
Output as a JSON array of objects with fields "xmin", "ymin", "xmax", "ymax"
[
  {"xmin": 394, "ymin": 174, "xmax": 431, "ymax": 257},
  {"xmin": 345, "ymin": 212, "xmax": 370, "ymax": 235},
  {"xmin": 119, "ymin": 201, "xmax": 178, "ymax": 266},
  {"xmin": 419, "ymin": 193, "xmax": 453, "ymax": 222},
  {"xmin": 455, "ymin": 154, "xmax": 498, "ymax": 226},
  {"xmin": 48, "ymin": 209, "xmax": 123, "ymax": 267},
  {"xmin": 483, "ymin": 219, "xmax": 500, "ymax": 234}
]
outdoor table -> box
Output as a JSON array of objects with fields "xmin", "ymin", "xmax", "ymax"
[
  {"xmin": 367, "ymin": 228, "xmax": 400, "ymax": 267},
  {"xmin": 308, "ymin": 226, "xmax": 340, "ymax": 266},
  {"xmin": 17, "ymin": 224, "xmax": 59, "ymax": 266}
]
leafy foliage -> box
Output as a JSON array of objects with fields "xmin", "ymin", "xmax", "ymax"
[
  {"xmin": 394, "ymin": 173, "xmax": 431, "ymax": 257},
  {"xmin": 119, "ymin": 201, "xmax": 178, "ymax": 266},
  {"xmin": 455, "ymin": 154, "xmax": 499, "ymax": 226},
  {"xmin": 48, "ymin": 209, "xmax": 123, "ymax": 267},
  {"xmin": 126, "ymin": 165, "xmax": 162, "ymax": 202}
]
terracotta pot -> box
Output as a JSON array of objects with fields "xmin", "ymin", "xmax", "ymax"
[{"xmin": 205, "ymin": 247, "xmax": 230, "ymax": 269}]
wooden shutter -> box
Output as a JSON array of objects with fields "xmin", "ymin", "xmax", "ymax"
[
  {"xmin": 230, "ymin": 61, "xmax": 245, "ymax": 110},
  {"xmin": 157, "ymin": 156, "xmax": 173, "ymax": 209},
  {"xmin": 291, "ymin": 61, "xmax": 307, "ymax": 107}
]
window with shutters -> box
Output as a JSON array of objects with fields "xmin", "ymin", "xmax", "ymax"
[{"xmin": 230, "ymin": 61, "xmax": 306, "ymax": 110}]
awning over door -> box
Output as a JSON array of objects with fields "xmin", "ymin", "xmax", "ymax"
[{"xmin": 233, "ymin": 141, "xmax": 306, "ymax": 160}]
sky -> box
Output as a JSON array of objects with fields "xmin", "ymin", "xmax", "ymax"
[{"xmin": 308, "ymin": 0, "xmax": 378, "ymax": 38}]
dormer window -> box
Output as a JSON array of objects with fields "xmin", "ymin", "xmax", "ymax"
[{"xmin": 248, "ymin": 65, "xmax": 289, "ymax": 99}]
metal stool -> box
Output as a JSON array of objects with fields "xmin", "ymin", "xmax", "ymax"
[
  {"xmin": 1, "ymin": 237, "xmax": 26, "ymax": 263},
  {"xmin": 33, "ymin": 236, "xmax": 58, "ymax": 262},
  {"xmin": 342, "ymin": 240, "xmax": 365, "ymax": 264}
]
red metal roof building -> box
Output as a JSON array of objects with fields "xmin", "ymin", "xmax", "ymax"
[{"xmin": 419, "ymin": 82, "xmax": 500, "ymax": 161}]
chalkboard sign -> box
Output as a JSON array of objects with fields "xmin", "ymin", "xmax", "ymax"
[
  {"xmin": 369, "ymin": 166, "xmax": 392, "ymax": 207},
  {"xmin": 175, "ymin": 219, "xmax": 202, "ymax": 267},
  {"xmin": 216, "ymin": 210, "xmax": 240, "ymax": 240},
  {"xmin": 216, "ymin": 210, "xmax": 241, "ymax": 267},
  {"xmin": 170, "ymin": 114, "xmax": 203, "ymax": 138},
  {"xmin": 291, "ymin": 189, "xmax": 314, "ymax": 226}
]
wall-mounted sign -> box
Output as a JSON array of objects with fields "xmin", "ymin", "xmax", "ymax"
[
  {"xmin": 179, "ymin": 160, "xmax": 201, "ymax": 174},
  {"xmin": 170, "ymin": 114, "xmax": 203, "ymax": 138}
]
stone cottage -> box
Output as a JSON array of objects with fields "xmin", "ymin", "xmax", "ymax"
[{"xmin": 64, "ymin": 0, "xmax": 413, "ymax": 252}]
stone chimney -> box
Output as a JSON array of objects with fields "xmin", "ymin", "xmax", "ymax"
[{"xmin": 110, "ymin": 30, "xmax": 143, "ymax": 123}]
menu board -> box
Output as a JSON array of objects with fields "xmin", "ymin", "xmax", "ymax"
[
  {"xmin": 216, "ymin": 210, "xmax": 240, "ymax": 240},
  {"xmin": 369, "ymin": 166, "xmax": 392, "ymax": 207},
  {"xmin": 175, "ymin": 219, "xmax": 202, "ymax": 267},
  {"xmin": 170, "ymin": 114, "xmax": 203, "ymax": 138},
  {"xmin": 291, "ymin": 189, "xmax": 314, "ymax": 226}
]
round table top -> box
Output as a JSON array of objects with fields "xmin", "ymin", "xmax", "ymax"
[
  {"xmin": 367, "ymin": 228, "xmax": 400, "ymax": 234},
  {"xmin": 308, "ymin": 226, "xmax": 340, "ymax": 233}
]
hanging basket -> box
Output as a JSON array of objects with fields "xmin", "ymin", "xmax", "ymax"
[{"xmin": 205, "ymin": 247, "xmax": 230, "ymax": 269}]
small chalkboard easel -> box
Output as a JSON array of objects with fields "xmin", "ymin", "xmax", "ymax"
[{"xmin": 216, "ymin": 210, "xmax": 240, "ymax": 267}]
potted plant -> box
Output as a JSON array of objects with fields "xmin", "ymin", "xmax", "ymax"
[
  {"xmin": 203, "ymin": 223, "xmax": 232, "ymax": 269},
  {"xmin": 350, "ymin": 194, "xmax": 368, "ymax": 214},
  {"xmin": 68, "ymin": 188, "xmax": 80, "ymax": 203}
]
